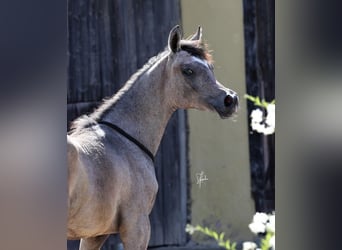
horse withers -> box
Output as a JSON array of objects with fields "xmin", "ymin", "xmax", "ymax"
[{"xmin": 67, "ymin": 25, "xmax": 239, "ymax": 250}]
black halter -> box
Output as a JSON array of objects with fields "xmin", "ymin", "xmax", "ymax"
[{"xmin": 98, "ymin": 120, "xmax": 155, "ymax": 162}]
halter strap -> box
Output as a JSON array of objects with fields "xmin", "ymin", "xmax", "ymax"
[{"xmin": 98, "ymin": 120, "xmax": 155, "ymax": 162}]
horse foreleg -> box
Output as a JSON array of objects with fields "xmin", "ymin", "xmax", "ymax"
[
  {"xmin": 120, "ymin": 215, "xmax": 150, "ymax": 250},
  {"xmin": 79, "ymin": 235, "xmax": 109, "ymax": 250}
]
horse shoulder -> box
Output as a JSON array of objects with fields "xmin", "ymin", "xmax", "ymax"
[{"xmin": 124, "ymin": 158, "xmax": 159, "ymax": 214}]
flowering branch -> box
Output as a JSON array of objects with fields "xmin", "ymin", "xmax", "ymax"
[
  {"xmin": 248, "ymin": 212, "xmax": 275, "ymax": 250},
  {"xmin": 185, "ymin": 224, "xmax": 237, "ymax": 250},
  {"xmin": 185, "ymin": 212, "xmax": 275, "ymax": 250},
  {"xmin": 245, "ymin": 94, "xmax": 275, "ymax": 135}
]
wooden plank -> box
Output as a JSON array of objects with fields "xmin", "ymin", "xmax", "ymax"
[
  {"xmin": 242, "ymin": 0, "xmax": 275, "ymax": 212},
  {"xmin": 161, "ymin": 114, "xmax": 183, "ymax": 245},
  {"xmin": 99, "ymin": 0, "xmax": 114, "ymax": 97}
]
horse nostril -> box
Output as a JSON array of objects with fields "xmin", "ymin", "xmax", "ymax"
[{"xmin": 224, "ymin": 95, "xmax": 234, "ymax": 107}]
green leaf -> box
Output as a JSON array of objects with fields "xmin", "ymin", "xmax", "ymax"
[
  {"xmin": 212, "ymin": 231, "xmax": 219, "ymax": 240},
  {"xmin": 219, "ymin": 232, "xmax": 225, "ymax": 241},
  {"xmin": 245, "ymin": 94, "xmax": 275, "ymax": 108},
  {"xmin": 219, "ymin": 241, "xmax": 226, "ymax": 247},
  {"xmin": 261, "ymin": 231, "xmax": 273, "ymax": 250},
  {"xmin": 185, "ymin": 224, "xmax": 237, "ymax": 250},
  {"xmin": 225, "ymin": 240, "xmax": 231, "ymax": 250},
  {"xmin": 197, "ymin": 225, "xmax": 204, "ymax": 233},
  {"xmin": 244, "ymin": 94, "xmax": 256, "ymax": 102}
]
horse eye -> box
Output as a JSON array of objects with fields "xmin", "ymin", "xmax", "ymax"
[{"xmin": 182, "ymin": 68, "xmax": 194, "ymax": 76}]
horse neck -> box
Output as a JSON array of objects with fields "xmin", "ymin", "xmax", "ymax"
[{"xmin": 101, "ymin": 54, "xmax": 174, "ymax": 155}]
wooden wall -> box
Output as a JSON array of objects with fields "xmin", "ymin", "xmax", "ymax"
[
  {"xmin": 243, "ymin": 0, "xmax": 275, "ymax": 212},
  {"xmin": 67, "ymin": 0, "xmax": 188, "ymax": 248}
]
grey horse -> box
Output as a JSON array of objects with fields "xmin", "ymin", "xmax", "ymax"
[{"xmin": 67, "ymin": 25, "xmax": 239, "ymax": 250}]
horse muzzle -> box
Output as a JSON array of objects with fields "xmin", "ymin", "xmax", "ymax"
[
  {"xmin": 211, "ymin": 90, "xmax": 239, "ymax": 119},
  {"xmin": 224, "ymin": 93, "xmax": 239, "ymax": 110}
]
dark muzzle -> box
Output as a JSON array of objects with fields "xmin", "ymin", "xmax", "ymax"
[{"xmin": 224, "ymin": 93, "xmax": 239, "ymax": 108}]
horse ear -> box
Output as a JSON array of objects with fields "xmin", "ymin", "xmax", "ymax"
[
  {"xmin": 168, "ymin": 25, "xmax": 182, "ymax": 53},
  {"xmin": 190, "ymin": 26, "xmax": 202, "ymax": 41}
]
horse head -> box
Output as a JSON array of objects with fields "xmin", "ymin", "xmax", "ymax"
[{"xmin": 165, "ymin": 25, "xmax": 239, "ymax": 118}]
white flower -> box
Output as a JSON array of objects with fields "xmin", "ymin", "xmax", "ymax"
[
  {"xmin": 242, "ymin": 241, "xmax": 258, "ymax": 250},
  {"xmin": 251, "ymin": 122, "xmax": 265, "ymax": 133},
  {"xmin": 250, "ymin": 108, "xmax": 275, "ymax": 135},
  {"xmin": 250, "ymin": 109, "xmax": 263, "ymax": 123},
  {"xmin": 266, "ymin": 214, "xmax": 275, "ymax": 233},
  {"xmin": 248, "ymin": 221, "xmax": 266, "ymax": 235},
  {"xmin": 248, "ymin": 212, "xmax": 270, "ymax": 234},
  {"xmin": 185, "ymin": 224, "xmax": 196, "ymax": 235},
  {"xmin": 267, "ymin": 103, "xmax": 275, "ymax": 113},
  {"xmin": 253, "ymin": 212, "xmax": 269, "ymax": 224},
  {"xmin": 263, "ymin": 125, "xmax": 275, "ymax": 135},
  {"xmin": 265, "ymin": 104, "xmax": 275, "ymax": 128}
]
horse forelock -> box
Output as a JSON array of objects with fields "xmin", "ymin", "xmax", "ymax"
[{"xmin": 179, "ymin": 40, "xmax": 213, "ymax": 64}]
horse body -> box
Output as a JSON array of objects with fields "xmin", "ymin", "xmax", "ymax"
[
  {"xmin": 68, "ymin": 26, "xmax": 239, "ymax": 250},
  {"xmin": 68, "ymin": 124, "xmax": 158, "ymax": 248}
]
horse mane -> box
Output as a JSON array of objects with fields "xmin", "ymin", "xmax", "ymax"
[
  {"xmin": 180, "ymin": 40, "xmax": 213, "ymax": 64},
  {"xmin": 69, "ymin": 50, "xmax": 169, "ymax": 133},
  {"xmin": 69, "ymin": 40, "xmax": 213, "ymax": 133},
  {"xmin": 68, "ymin": 115, "xmax": 97, "ymax": 135}
]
